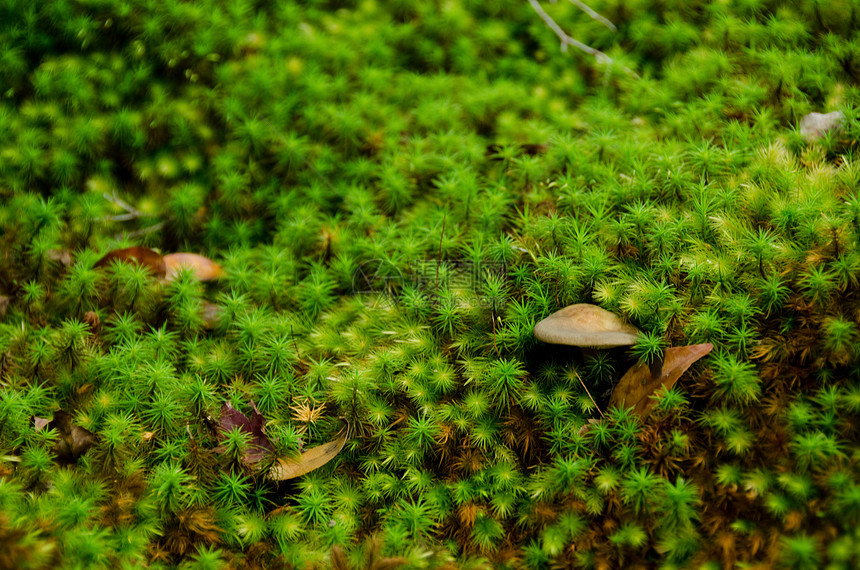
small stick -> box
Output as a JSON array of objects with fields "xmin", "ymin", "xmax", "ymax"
[
  {"xmin": 117, "ymin": 221, "xmax": 165, "ymax": 240},
  {"xmin": 560, "ymin": 0, "xmax": 616, "ymax": 31},
  {"xmin": 99, "ymin": 192, "xmax": 144, "ymax": 221},
  {"xmin": 527, "ymin": 0, "xmax": 638, "ymax": 78},
  {"xmin": 575, "ymin": 370, "xmax": 604, "ymax": 418}
]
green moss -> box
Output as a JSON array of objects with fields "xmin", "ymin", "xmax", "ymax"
[{"xmin": 2, "ymin": 0, "xmax": 860, "ymax": 567}]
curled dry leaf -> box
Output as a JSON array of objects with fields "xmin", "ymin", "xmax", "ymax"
[
  {"xmin": 610, "ymin": 343, "xmax": 713, "ymax": 419},
  {"xmin": 162, "ymin": 253, "xmax": 224, "ymax": 283},
  {"xmin": 34, "ymin": 411, "xmax": 96, "ymax": 464},
  {"xmin": 269, "ymin": 428, "xmax": 348, "ymax": 481},
  {"xmin": 94, "ymin": 246, "xmax": 167, "ymax": 278}
]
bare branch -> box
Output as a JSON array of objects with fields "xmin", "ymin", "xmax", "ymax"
[
  {"xmin": 565, "ymin": 0, "xmax": 616, "ymax": 31},
  {"xmin": 117, "ymin": 221, "xmax": 165, "ymax": 240},
  {"xmin": 98, "ymin": 192, "xmax": 147, "ymax": 222},
  {"xmin": 529, "ymin": 0, "xmax": 638, "ymax": 78}
]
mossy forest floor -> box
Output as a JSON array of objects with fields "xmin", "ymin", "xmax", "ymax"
[{"xmin": 2, "ymin": 1, "xmax": 860, "ymax": 568}]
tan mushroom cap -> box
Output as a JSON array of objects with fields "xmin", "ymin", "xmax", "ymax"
[
  {"xmin": 533, "ymin": 303, "xmax": 641, "ymax": 348},
  {"xmin": 162, "ymin": 253, "xmax": 224, "ymax": 283}
]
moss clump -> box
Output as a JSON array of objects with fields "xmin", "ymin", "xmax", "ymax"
[{"xmin": 2, "ymin": 0, "xmax": 860, "ymax": 568}]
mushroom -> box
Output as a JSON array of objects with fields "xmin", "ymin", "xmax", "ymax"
[
  {"xmin": 533, "ymin": 303, "xmax": 641, "ymax": 348},
  {"xmin": 533, "ymin": 303, "xmax": 642, "ymax": 417},
  {"xmin": 162, "ymin": 253, "xmax": 224, "ymax": 283}
]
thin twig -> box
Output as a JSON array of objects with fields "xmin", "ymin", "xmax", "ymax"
[
  {"xmin": 117, "ymin": 221, "xmax": 165, "ymax": 240},
  {"xmin": 528, "ymin": 0, "xmax": 638, "ymax": 78},
  {"xmin": 559, "ymin": 0, "xmax": 616, "ymax": 31},
  {"xmin": 99, "ymin": 191, "xmax": 146, "ymax": 222},
  {"xmin": 574, "ymin": 370, "xmax": 605, "ymax": 419}
]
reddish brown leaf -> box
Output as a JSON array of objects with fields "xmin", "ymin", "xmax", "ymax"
[
  {"xmin": 94, "ymin": 247, "xmax": 166, "ymax": 278},
  {"xmin": 214, "ymin": 401, "xmax": 273, "ymax": 464},
  {"xmin": 269, "ymin": 429, "xmax": 348, "ymax": 481},
  {"xmin": 610, "ymin": 343, "xmax": 713, "ymax": 419},
  {"xmin": 162, "ymin": 253, "xmax": 224, "ymax": 282}
]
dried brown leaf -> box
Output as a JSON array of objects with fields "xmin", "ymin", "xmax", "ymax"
[
  {"xmin": 94, "ymin": 247, "xmax": 166, "ymax": 278},
  {"xmin": 269, "ymin": 429, "xmax": 348, "ymax": 481},
  {"xmin": 610, "ymin": 343, "xmax": 713, "ymax": 419},
  {"xmin": 215, "ymin": 401, "xmax": 273, "ymax": 464},
  {"xmin": 35, "ymin": 411, "xmax": 96, "ymax": 464}
]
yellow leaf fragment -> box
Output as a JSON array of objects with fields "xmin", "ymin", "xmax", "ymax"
[{"xmin": 269, "ymin": 429, "xmax": 348, "ymax": 481}]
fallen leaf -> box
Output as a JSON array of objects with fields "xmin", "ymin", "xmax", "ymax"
[
  {"xmin": 94, "ymin": 247, "xmax": 167, "ymax": 278},
  {"xmin": 35, "ymin": 411, "xmax": 96, "ymax": 464},
  {"xmin": 0, "ymin": 295, "xmax": 9, "ymax": 319},
  {"xmin": 577, "ymin": 418, "xmax": 600, "ymax": 437},
  {"xmin": 269, "ymin": 428, "xmax": 348, "ymax": 481},
  {"xmin": 162, "ymin": 253, "xmax": 223, "ymax": 282},
  {"xmin": 201, "ymin": 301, "xmax": 222, "ymax": 329},
  {"xmin": 215, "ymin": 401, "xmax": 273, "ymax": 464},
  {"xmin": 610, "ymin": 343, "xmax": 713, "ymax": 419}
]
